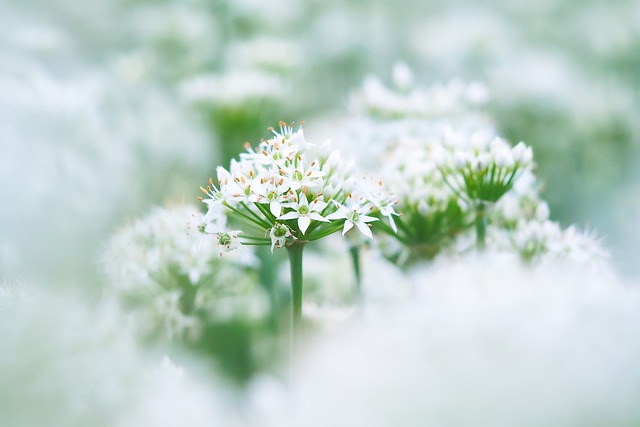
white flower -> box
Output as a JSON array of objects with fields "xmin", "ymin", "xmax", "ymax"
[
  {"xmin": 326, "ymin": 195, "xmax": 379, "ymax": 239},
  {"xmin": 253, "ymin": 176, "xmax": 292, "ymax": 217},
  {"xmin": 215, "ymin": 230, "xmax": 243, "ymax": 256},
  {"xmin": 279, "ymin": 161, "xmax": 326, "ymax": 191},
  {"xmin": 278, "ymin": 196, "xmax": 329, "ymax": 235},
  {"xmin": 361, "ymin": 178, "xmax": 399, "ymax": 232},
  {"xmin": 282, "ymin": 257, "xmax": 640, "ymax": 427},
  {"xmin": 268, "ymin": 222, "xmax": 292, "ymax": 252}
]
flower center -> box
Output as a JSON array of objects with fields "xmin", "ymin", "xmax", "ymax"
[
  {"xmin": 219, "ymin": 233, "xmax": 231, "ymax": 246},
  {"xmin": 298, "ymin": 205, "xmax": 309, "ymax": 215},
  {"xmin": 273, "ymin": 225, "xmax": 288, "ymax": 237},
  {"xmin": 349, "ymin": 211, "xmax": 360, "ymax": 222}
]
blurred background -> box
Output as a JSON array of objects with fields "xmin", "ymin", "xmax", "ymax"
[{"xmin": 2, "ymin": 0, "xmax": 640, "ymax": 290}]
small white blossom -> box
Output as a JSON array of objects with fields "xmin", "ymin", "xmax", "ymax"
[
  {"xmin": 215, "ymin": 230, "xmax": 243, "ymax": 257},
  {"xmin": 268, "ymin": 223, "xmax": 293, "ymax": 252},
  {"xmin": 278, "ymin": 196, "xmax": 329, "ymax": 235},
  {"xmin": 327, "ymin": 195, "xmax": 379, "ymax": 239}
]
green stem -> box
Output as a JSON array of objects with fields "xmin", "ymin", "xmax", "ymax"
[
  {"xmin": 475, "ymin": 202, "xmax": 487, "ymax": 250},
  {"xmin": 287, "ymin": 243, "xmax": 305, "ymax": 354},
  {"xmin": 349, "ymin": 245, "xmax": 362, "ymax": 295},
  {"xmin": 224, "ymin": 202, "xmax": 270, "ymax": 229},
  {"xmin": 256, "ymin": 246, "xmax": 279, "ymax": 332}
]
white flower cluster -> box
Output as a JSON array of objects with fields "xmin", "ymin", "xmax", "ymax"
[
  {"xmin": 199, "ymin": 122, "xmax": 397, "ymax": 253},
  {"xmin": 350, "ymin": 62, "xmax": 490, "ymax": 119},
  {"xmin": 263, "ymin": 257, "xmax": 640, "ymax": 427},
  {"xmin": 0, "ymin": 291, "xmax": 239, "ymax": 427},
  {"xmin": 490, "ymin": 172, "xmax": 610, "ymax": 268},
  {"xmin": 334, "ymin": 65, "xmax": 610, "ymax": 268},
  {"xmin": 102, "ymin": 205, "xmax": 264, "ymax": 341},
  {"xmin": 436, "ymin": 132, "xmax": 534, "ymax": 205},
  {"xmin": 373, "ymin": 132, "xmax": 469, "ymax": 264},
  {"xmin": 180, "ymin": 71, "xmax": 286, "ymax": 108}
]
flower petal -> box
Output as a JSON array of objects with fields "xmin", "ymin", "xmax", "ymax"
[
  {"xmin": 326, "ymin": 211, "xmax": 346, "ymax": 220},
  {"xmin": 355, "ymin": 221, "xmax": 373, "ymax": 239},
  {"xmin": 342, "ymin": 220, "xmax": 354, "ymax": 235},
  {"xmin": 298, "ymin": 216, "xmax": 311, "ymax": 234},
  {"xmin": 388, "ymin": 214, "xmax": 398, "ymax": 233},
  {"xmin": 308, "ymin": 212, "xmax": 330, "ymax": 222},
  {"xmin": 278, "ymin": 211, "xmax": 299, "ymax": 220},
  {"xmin": 359, "ymin": 214, "xmax": 379, "ymax": 223},
  {"xmin": 270, "ymin": 201, "xmax": 282, "ymax": 217}
]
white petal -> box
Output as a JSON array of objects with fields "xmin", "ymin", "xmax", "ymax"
[
  {"xmin": 308, "ymin": 212, "xmax": 330, "ymax": 222},
  {"xmin": 326, "ymin": 211, "xmax": 345, "ymax": 220},
  {"xmin": 312, "ymin": 200, "xmax": 328, "ymax": 211},
  {"xmin": 388, "ymin": 214, "xmax": 398, "ymax": 233},
  {"xmin": 342, "ymin": 220, "xmax": 354, "ymax": 235},
  {"xmin": 298, "ymin": 216, "xmax": 311, "ymax": 234},
  {"xmin": 359, "ymin": 214, "xmax": 379, "ymax": 223},
  {"xmin": 355, "ymin": 221, "xmax": 373, "ymax": 239},
  {"xmin": 270, "ymin": 201, "xmax": 282, "ymax": 217},
  {"xmin": 278, "ymin": 211, "xmax": 299, "ymax": 220}
]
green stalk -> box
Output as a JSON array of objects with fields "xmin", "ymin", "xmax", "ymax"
[
  {"xmin": 349, "ymin": 245, "xmax": 362, "ymax": 295},
  {"xmin": 475, "ymin": 202, "xmax": 487, "ymax": 250},
  {"xmin": 287, "ymin": 242, "xmax": 305, "ymax": 355},
  {"xmin": 256, "ymin": 246, "xmax": 279, "ymax": 332}
]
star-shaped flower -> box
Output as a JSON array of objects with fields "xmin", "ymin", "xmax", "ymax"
[
  {"xmin": 278, "ymin": 195, "xmax": 329, "ymax": 234},
  {"xmin": 268, "ymin": 222, "xmax": 293, "ymax": 252},
  {"xmin": 326, "ymin": 195, "xmax": 378, "ymax": 239}
]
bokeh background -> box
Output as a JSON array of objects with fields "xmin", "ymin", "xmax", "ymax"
[{"xmin": 2, "ymin": 0, "xmax": 640, "ymax": 290}]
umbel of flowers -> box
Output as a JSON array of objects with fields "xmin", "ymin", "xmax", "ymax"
[
  {"xmin": 198, "ymin": 122, "xmax": 397, "ymax": 344},
  {"xmin": 436, "ymin": 132, "xmax": 534, "ymax": 249}
]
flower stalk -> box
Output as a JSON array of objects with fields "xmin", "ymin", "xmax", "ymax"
[
  {"xmin": 287, "ymin": 242, "xmax": 305, "ymax": 351},
  {"xmin": 475, "ymin": 202, "xmax": 487, "ymax": 250},
  {"xmin": 349, "ymin": 245, "xmax": 362, "ymax": 294}
]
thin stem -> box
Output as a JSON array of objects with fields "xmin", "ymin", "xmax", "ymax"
[
  {"xmin": 475, "ymin": 202, "xmax": 487, "ymax": 250},
  {"xmin": 254, "ymin": 202, "xmax": 278, "ymax": 224},
  {"xmin": 239, "ymin": 241, "xmax": 270, "ymax": 246},
  {"xmin": 287, "ymin": 243, "xmax": 305, "ymax": 356},
  {"xmin": 256, "ymin": 246, "xmax": 279, "ymax": 332},
  {"xmin": 308, "ymin": 223, "xmax": 344, "ymax": 241},
  {"xmin": 224, "ymin": 202, "xmax": 270, "ymax": 229},
  {"xmin": 240, "ymin": 201, "xmax": 273, "ymax": 228},
  {"xmin": 349, "ymin": 245, "xmax": 362, "ymax": 295},
  {"xmin": 441, "ymin": 173, "xmax": 470, "ymax": 204},
  {"xmin": 240, "ymin": 235, "xmax": 271, "ymax": 241}
]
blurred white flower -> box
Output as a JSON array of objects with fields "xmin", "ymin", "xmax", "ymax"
[
  {"xmin": 102, "ymin": 205, "xmax": 264, "ymax": 341},
  {"xmin": 180, "ymin": 71, "xmax": 286, "ymax": 107},
  {"xmin": 274, "ymin": 256, "xmax": 640, "ymax": 427},
  {"xmin": 0, "ymin": 289, "xmax": 241, "ymax": 427}
]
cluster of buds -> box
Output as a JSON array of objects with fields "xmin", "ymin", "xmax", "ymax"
[
  {"xmin": 437, "ymin": 134, "xmax": 534, "ymax": 206},
  {"xmin": 374, "ymin": 135, "xmax": 469, "ymax": 265},
  {"xmin": 198, "ymin": 122, "xmax": 397, "ymax": 253}
]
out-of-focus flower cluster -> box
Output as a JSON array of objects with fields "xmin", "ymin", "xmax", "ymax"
[
  {"xmin": 254, "ymin": 257, "xmax": 640, "ymax": 427},
  {"xmin": 330, "ymin": 66, "xmax": 610, "ymax": 270},
  {"xmin": 102, "ymin": 205, "xmax": 265, "ymax": 342},
  {"xmin": 3, "ymin": 0, "xmax": 639, "ymax": 425}
]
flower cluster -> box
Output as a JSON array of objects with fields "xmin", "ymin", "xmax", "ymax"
[
  {"xmin": 199, "ymin": 122, "xmax": 397, "ymax": 253},
  {"xmin": 436, "ymin": 133, "xmax": 534, "ymax": 206},
  {"xmin": 484, "ymin": 171, "xmax": 610, "ymax": 268},
  {"xmin": 372, "ymin": 134, "xmax": 469, "ymax": 265},
  {"xmin": 350, "ymin": 62, "xmax": 490, "ymax": 120},
  {"xmin": 102, "ymin": 205, "xmax": 264, "ymax": 341},
  {"xmin": 336, "ymin": 66, "xmax": 604, "ymax": 266}
]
